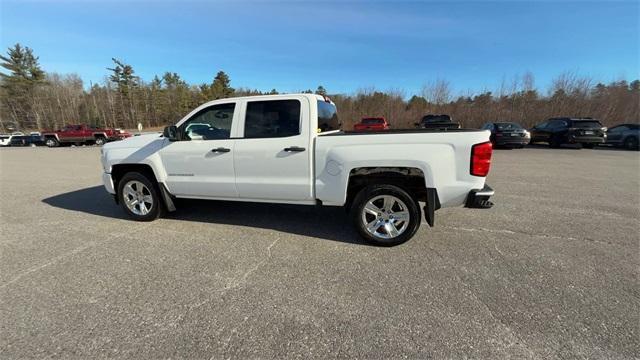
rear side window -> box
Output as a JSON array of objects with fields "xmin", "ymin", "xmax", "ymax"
[
  {"xmin": 244, "ymin": 100, "xmax": 301, "ymax": 138},
  {"xmin": 318, "ymin": 100, "xmax": 341, "ymax": 132}
]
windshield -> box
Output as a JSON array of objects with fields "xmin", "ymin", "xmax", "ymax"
[
  {"xmin": 422, "ymin": 115, "xmax": 451, "ymax": 123},
  {"xmin": 362, "ymin": 118, "xmax": 383, "ymax": 124},
  {"xmin": 572, "ymin": 121, "xmax": 602, "ymax": 129},
  {"xmin": 495, "ymin": 123, "xmax": 523, "ymax": 130}
]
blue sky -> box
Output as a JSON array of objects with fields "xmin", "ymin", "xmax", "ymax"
[{"xmin": 1, "ymin": 1, "xmax": 638, "ymax": 96}]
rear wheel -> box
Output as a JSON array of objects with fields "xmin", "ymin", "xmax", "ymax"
[
  {"xmin": 44, "ymin": 138, "xmax": 59, "ymax": 147},
  {"xmin": 624, "ymin": 136, "xmax": 639, "ymax": 150},
  {"xmin": 118, "ymin": 172, "xmax": 162, "ymax": 221},
  {"xmin": 351, "ymin": 184, "xmax": 421, "ymax": 246}
]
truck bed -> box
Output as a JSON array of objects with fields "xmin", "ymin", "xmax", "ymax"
[{"xmin": 314, "ymin": 128, "xmax": 491, "ymax": 207}]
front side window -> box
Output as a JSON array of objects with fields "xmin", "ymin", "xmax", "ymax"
[
  {"xmin": 180, "ymin": 103, "xmax": 235, "ymax": 140},
  {"xmin": 244, "ymin": 100, "xmax": 301, "ymax": 138}
]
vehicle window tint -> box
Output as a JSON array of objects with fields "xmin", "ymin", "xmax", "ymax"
[
  {"xmin": 548, "ymin": 120, "xmax": 566, "ymax": 129},
  {"xmin": 362, "ymin": 118, "xmax": 383, "ymax": 124},
  {"xmin": 572, "ymin": 121, "xmax": 602, "ymax": 129},
  {"xmin": 609, "ymin": 126, "xmax": 626, "ymax": 133},
  {"xmin": 495, "ymin": 123, "xmax": 523, "ymax": 130},
  {"xmin": 181, "ymin": 103, "xmax": 235, "ymax": 140},
  {"xmin": 317, "ymin": 100, "xmax": 341, "ymax": 132},
  {"xmin": 536, "ymin": 121, "xmax": 549, "ymax": 129},
  {"xmin": 244, "ymin": 100, "xmax": 301, "ymax": 138}
]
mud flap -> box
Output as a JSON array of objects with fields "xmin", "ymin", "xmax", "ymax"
[
  {"xmin": 424, "ymin": 188, "xmax": 440, "ymax": 227},
  {"xmin": 159, "ymin": 183, "xmax": 177, "ymax": 212}
]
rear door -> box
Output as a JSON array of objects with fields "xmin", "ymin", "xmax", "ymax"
[{"xmin": 233, "ymin": 97, "xmax": 313, "ymax": 202}]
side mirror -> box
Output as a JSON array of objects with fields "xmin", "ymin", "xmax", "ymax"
[{"xmin": 163, "ymin": 126, "xmax": 179, "ymax": 141}]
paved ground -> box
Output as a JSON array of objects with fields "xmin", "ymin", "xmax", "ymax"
[{"xmin": 0, "ymin": 145, "xmax": 638, "ymax": 359}]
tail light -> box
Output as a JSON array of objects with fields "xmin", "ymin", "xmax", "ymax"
[{"xmin": 470, "ymin": 142, "xmax": 493, "ymax": 177}]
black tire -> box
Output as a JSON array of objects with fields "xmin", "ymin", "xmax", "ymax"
[
  {"xmin": 117, "ymin": 172, "xmax": 162, "ymax": 221},
  {"xmin": 94, "ymin": 137, "xmax": 106, "ymax": 146},
  {"xmin": 582, "ymin": 143, "xmax": 595, "ymax": 149},
  {"xmin": 350, "ymin": 184, "xmax": 421, "ymax": 246},
  {"xmin": 624, "ymin": 136, "xmax": 639, "ymax": 150},
  {"xmin": 44, "ymin": 137, "xmax": 59, "ymax": 147}
]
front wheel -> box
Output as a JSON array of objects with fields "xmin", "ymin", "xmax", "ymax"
[
  {"xmin": 351, "ymin": 184, "xmax": 421, "ymax": 246},
  {"xmin": 44, "ymin": 138, "xmax": 59, "ymax": 147},
  {"xmin": 118, "ymin": 172, "xmax": 162, "ymax": 221},
  {"xmin": 94, "ymin": 137, "xmax": 106, "ymax": 146}
]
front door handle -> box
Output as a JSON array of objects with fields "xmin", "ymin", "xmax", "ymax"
[
  {"xmin": 211, "ymin": 147, "xmax": 231, "ymax": 153},
  {"xmin": 284, "ymin": 146, "xmax": 306, "ymax": 152}
]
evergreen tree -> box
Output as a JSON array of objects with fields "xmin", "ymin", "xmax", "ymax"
[
  {"xmin": 209, "ymin": 71, "xmax": 234, "ymax": 99},
  {"xmin": 0, "ymin": 43, "xmax": 46, "ymax": 130},
  {"xmin": 315, "ymin": 85, "xmax": 327, "ymax": 96}
]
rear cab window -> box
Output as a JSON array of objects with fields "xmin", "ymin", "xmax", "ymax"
[{"xmin": 317, "ymin": 100, "xmax": 341, "ymax": 132}]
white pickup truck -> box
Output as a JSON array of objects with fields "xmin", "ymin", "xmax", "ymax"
[{"xmin": 101, "ymin": 94, "xmax": 494, "ymax": 246}]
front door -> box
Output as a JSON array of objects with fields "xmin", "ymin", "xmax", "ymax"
[
  {"xmin": 233, "ymin": 97, "xmax": 313, "ymax": 202},
  {"xmin": 159, "ymin": 102, "xmax": 239, "ymax": 198}
]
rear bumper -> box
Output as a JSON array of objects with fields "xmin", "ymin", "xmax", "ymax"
[
  {"xmin": 465, "ymin": 184, "xmax": 494, "ymax": 209},
  {"xmin": 495, "ymin": 137, "xmax": 530, "ymax": 145},
  {"xmin": 567, "ymin": 135, "xmax": 606, "ymax": 144}
]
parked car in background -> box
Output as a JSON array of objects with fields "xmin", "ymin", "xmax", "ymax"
[
  {"xmin": 529, "ymin": 117, "xmax": 606, "ymax": 148},
  {"xmin": 8, "ymin": 132, "xmax": 44, "ymax": 147},
  {"xmin": 42, "ymin": 124, "xmax": 132, "ymax": 147},
  {"xmin": 605, "ymin": 123, "xmax": 639, "ymax": 150},
  {"xmin": 415, "ymin": 114, "xmax": 460, "ymax": 130},
  {"xmin": 0, "ymin": 134, "xmax": 14, "ymax": 146},
  {"xmin": 353, "ymin": 117, "xmax": 390, "ymax": 132},
  {"xmin": 0, "ymin": 132, "xmax": 25, "ymax": 147},
  {"xmin": 480, "ymin": 122, "xmax": 530, "ymax": 148},
  {"xmin": 101, "ymin": 94, "xmax": 495, "ymax": 246}
]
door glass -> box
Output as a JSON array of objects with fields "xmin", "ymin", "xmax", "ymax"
[
  {"xmin": 180, "ymin": 103, "xmax": 235, "ymax": 140},
  {"xmin": 244, "ymin": 100, "xmax": 301, "ymax": 138}
]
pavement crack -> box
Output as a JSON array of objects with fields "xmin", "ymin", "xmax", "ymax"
[
  {"xmin": 231, "ymin": 238, "xmax": 280, "ymax": 290},
  {"xmin": 0, "ymin": 244, "xmax": 94, "ymax": 290},
  {"xmin": 443, "ymin": 226, "xmax": 620, "ymax": 247}
]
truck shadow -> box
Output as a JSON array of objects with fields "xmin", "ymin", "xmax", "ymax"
[{"xmin": 42, "ymin": 186, "xmax": 366, "ymax": 245}]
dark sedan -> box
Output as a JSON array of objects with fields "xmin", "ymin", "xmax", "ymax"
[
  {"xmin": 605, "ymin": 123, "xmax": 639, "ymax": 150},
  {"xmin": 480, "ymin": 122, "xmax": 530, "ymax": 148}
]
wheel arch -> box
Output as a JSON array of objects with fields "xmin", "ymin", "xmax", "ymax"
[
  {"xmin": 111, "ymin": 163, "xmax": 159, "ymax": 196},
  {"xmin": 345, "ymin": 166, "xmax": 440, "ymax": 226}
]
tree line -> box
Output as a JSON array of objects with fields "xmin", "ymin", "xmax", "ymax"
[{"xmin": 1, "ymin": 43, "xmax": 638, "ymax": 132}]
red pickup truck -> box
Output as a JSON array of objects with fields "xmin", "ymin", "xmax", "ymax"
[
  {"xmin": 353, "ymin": 117, "xmax": 390, "ymax": 132},
  {"xmin": 42, "ymin": 124, "xmax": 132, "ymax": 147}
]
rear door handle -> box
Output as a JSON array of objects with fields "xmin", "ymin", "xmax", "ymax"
[
  {"xmin": 284, "ymin": 146, "xmax": 305, "ymax": 152},
  {"xmin": 211, "ymin": 147, "xmax": 231, "ymax": 153}
]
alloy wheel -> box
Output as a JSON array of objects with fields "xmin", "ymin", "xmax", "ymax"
[
  {"xmin": 361, "ymin": 195, "xmax": 410, "ymax": 239},
  {"xmin": 122, "ymin": 180, "xmax": 154, "ymax": 216}
]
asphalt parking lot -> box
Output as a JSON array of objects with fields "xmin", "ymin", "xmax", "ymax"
[{"xmin": 1, "ymin": 146, "xmax": 638, "ymax": 358}]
